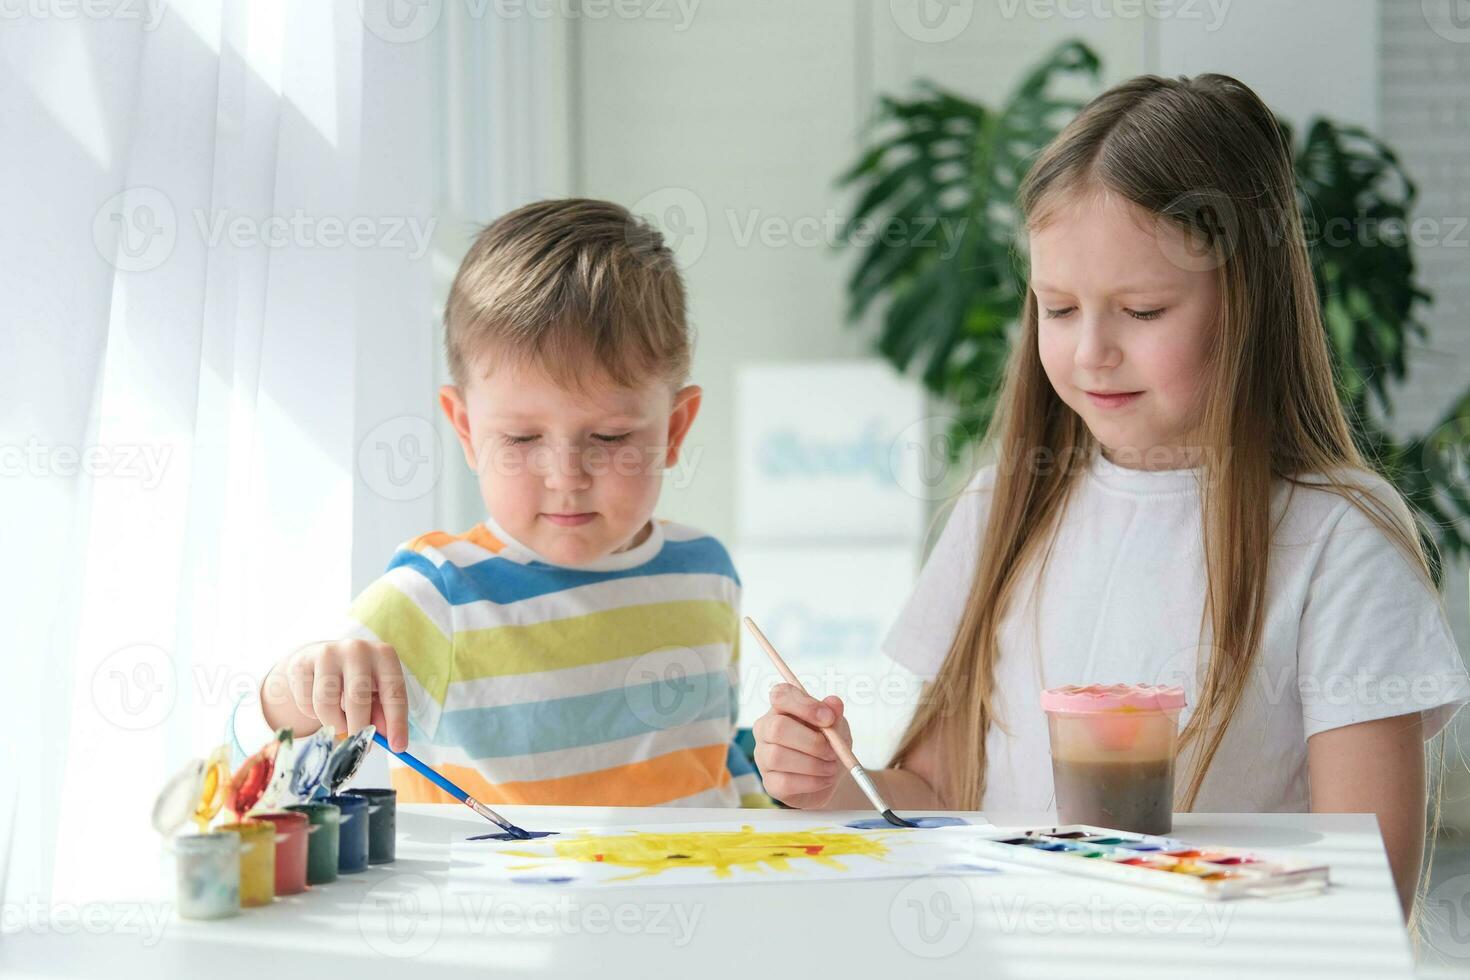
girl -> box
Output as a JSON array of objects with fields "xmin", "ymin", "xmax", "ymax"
[{"xmin": 752, "ymin": 73, "xmax": 1468, "ymax": 922}]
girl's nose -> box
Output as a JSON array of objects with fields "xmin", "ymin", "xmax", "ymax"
[{"xmin": 1074, "ymin": 313, "xmax": 1122, "ymax": 372}]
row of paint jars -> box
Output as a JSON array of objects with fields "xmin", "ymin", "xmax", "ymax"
[
  {"xmin": 179, "ymin": 788, "xmax": 397, "ymax": 918},
  {"xmin": 157, "ymin": 728, "xmax": 396, "ymax": 920}
]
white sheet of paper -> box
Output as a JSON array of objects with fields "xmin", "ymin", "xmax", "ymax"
[{"xmin": 448, "ymin": 818, "xmax": 1001, "ymax": 889}]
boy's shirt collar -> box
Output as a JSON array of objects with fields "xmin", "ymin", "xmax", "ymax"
[{"xmin": 480, "ymin": 512, "xmax": 665, "ymax": 572}]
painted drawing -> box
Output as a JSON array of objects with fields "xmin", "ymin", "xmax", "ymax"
[{"xmin": 449, "ymin": 819, "xmax": 1000, "ymax": 889}]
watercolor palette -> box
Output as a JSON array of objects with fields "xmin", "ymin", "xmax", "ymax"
[{"xmin": 968, "ymin": 825, "xmax": 1330, "ymax": 900}]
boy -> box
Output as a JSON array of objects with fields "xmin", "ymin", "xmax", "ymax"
[{"xmin": 230, "ymin": 199, "xmax": 766, "ymax": 807}]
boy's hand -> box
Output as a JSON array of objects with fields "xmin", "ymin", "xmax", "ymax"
[
  {"xmin": 751, "ymin": 683, "xmax": 851, "ymax": 809},
  {"xmin": 261, "ymin": 640, "xmax": 410, "ymax": 752}
]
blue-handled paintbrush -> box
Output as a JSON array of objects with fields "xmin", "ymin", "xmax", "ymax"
[{"xmin": 370, "ymin": 732, "xmax": 531, "ymax": 840}]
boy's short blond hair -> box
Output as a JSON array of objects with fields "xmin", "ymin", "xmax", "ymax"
[{"xmin": 444, "ymin": 198, "xmax": 690, "ymax": 392}]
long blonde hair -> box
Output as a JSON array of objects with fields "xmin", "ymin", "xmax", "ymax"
[{"xmin": 890, "ymin": 73, "xmax": 1435, "ymax": 820}]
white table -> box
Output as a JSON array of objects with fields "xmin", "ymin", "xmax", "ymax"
[{"xmin": 0, "ymin": 805, "xmax": 1418, "ymax": 979}]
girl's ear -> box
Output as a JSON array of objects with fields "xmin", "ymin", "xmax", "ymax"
[
  {"xmin": 439, "ymin": 384, "xmax": 478, "ymax": 470},
  {"xmin": 664, "ymin": 385, "xmax": 703, "ymax": 467}
]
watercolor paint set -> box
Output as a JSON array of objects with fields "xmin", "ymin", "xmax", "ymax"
[{"xmin": 968, "ymin": 824, "xmax": 1331, "ymax": 900}]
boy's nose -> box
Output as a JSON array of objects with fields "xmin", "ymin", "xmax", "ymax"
[{"xmin": 541, "ymin": 443, "xmax": 593, "ymax": 491}]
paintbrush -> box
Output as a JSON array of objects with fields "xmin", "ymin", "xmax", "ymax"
[
  {"xmin": 370, "ymin": 732, "xmax": 532, "ymax": 840},
  {"xmin": 743, "ymin": 616, "xmax": 917, "ymax": 829}
]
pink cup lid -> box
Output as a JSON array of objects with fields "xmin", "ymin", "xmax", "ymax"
[{"xmin": 1040, "ymin": 683, "xmax": 1186, "ymax": 713}]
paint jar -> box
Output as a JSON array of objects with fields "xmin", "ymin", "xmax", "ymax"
[
  {"xmin": 326, "ymin": 794, "xmax": 369, "ymax": 874},
  {"xmin": 1041, "ymin": 684, "xmax": 1185, "ymax": 835},
  {"xmin": 285, "ymin": 801, "xmax": 341, "ymax": 884},
  {"xmin": 253, "ymin": 810, "xmax": 310, "ymax": 896},
  {"xmin": 344, "ymin": 788, "xmax": 396, "ymax": 864},
  {"xmin": 173, "ymin": 832, "xmax": 240, "ymax": 920},
  {"xmin": 217, "ymin": 820, "xmax": 276, "ymax": 907}
]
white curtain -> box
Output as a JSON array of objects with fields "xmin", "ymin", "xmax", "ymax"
[{"xmin": 0, "ymin": 0, "xmax": 474, "ymax": 906}]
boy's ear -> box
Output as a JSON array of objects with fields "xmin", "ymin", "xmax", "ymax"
[
  {"xmin": 439, "ymin": 384, "xmax": 478, "ymax": 469},
  {"xmin": 664, "ymin": 385, "xmax": 702, "ymax": 467}
]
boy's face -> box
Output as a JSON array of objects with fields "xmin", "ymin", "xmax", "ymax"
[
  {"xmin": 1030, "ymin": 191, "xmax": 1220, "ymax": 469},
  {"xmin": 440, "ymin": 359, "xmax": 701, "ymax": 566}
]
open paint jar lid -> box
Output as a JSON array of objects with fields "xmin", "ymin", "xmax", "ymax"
[
  {"xmin": 229, "ymin": 737, "xmax": 284, "ymax": 816},
  {"xmin": 287, "ymin": 728, "xmax": 335, "ymax": 800},
  {"xmin": 153, "ymin": 759, "xmax": 206, "ymax": 837},
  {"xmin": 153, "ymin": 745, "xmax": 233, "ymax": 837},
  {"xmin": 321, "ymin": 725, "xmax": 376, "ymax": 795}
]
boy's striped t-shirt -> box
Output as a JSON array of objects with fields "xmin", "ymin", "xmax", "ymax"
[{"xmin": 333, "ymin": 516, "xmax": 766, "ymax": 807}]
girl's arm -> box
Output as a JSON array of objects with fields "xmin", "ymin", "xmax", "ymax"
[
  {"xmin": 753, "ymin": 683, "xmax": 948, "ymax": 811},
  {"xmin": 1307, "ymin": 711, "xmax": 1426, "ymax": 920}
]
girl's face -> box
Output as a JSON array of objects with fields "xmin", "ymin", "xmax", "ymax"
[{"xmin": 1029, "ymin": 191, "xmax": 1220, "ymax": 470}]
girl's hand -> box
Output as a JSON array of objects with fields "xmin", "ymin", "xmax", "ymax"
[
  {"xmin": 751, "ymin": 683, "xmax": 851, "ymax": 808},
  {"xmin": 261, "ymin": 640, "xmax": 410, "ymax": 752}
]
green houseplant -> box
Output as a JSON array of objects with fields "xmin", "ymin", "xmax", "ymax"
[{"xmin": 838, "ymin": 40, "xmax": 1470, "ymax": 579}]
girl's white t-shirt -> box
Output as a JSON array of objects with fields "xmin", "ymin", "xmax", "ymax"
[{"xmin": 882, "ymin": 448, "xmax": 1470, "ymax": 816}]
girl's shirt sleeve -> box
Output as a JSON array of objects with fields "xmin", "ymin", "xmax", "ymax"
[
  {"xmin": 880, "ymin": 469, "xmax": 994, "ymax": 680},
  {"xmin": 1296, "ymin": 483, "xmax": 1469, "ymax": 741}
]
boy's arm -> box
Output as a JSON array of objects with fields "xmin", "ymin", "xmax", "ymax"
[{"xmin": 227, "ymin": 551, "xmax": 454, "ymax": 759}]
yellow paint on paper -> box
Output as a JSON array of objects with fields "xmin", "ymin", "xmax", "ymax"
[{"xmin": 505, "ymin": 825, "xmax": 893, "ymax": 881}]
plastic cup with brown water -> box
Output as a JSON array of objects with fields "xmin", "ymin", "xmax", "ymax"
[{"xmin": 1040, "ymin": 683, "xmax": 1186, "ymax": 836}]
